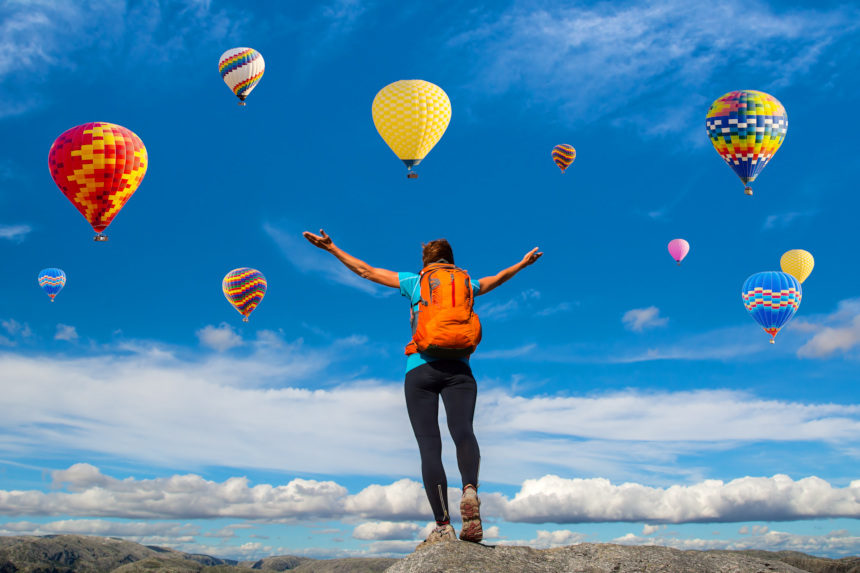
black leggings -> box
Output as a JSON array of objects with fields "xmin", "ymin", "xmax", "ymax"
[{"xmin": 404, "ymin": 360, "xmax": 481, "ymax": 524}]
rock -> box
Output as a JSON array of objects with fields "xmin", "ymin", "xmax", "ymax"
[{"xmin": 383, "ymin": 542, "xmax": 812, "ymax": 573}]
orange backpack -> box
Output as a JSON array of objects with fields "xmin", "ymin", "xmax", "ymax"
[{"xmin": 406, "ymin": 263, "xmax": 482, "ymax": 358}]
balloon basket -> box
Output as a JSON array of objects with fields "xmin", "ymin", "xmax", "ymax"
[
  {"xmin": 50, "ymin": 298, "xmax": 55, "ymax": 303},
  {"xmin": 676, "ymin": 262, "xmax": 681, "ymax": 266},
  {"xmin": 769, "ymin": 339, "xmax": 775, "ymax": 344},
  {"xmin": 93, "ymin": 233, "xmax": 108, "ymax": 242},
  {"xmin": 242, "ymin": 317, "xmax": 249, "ymax": 323},
  {"xmin": 407, "ymin": 172, "xmax": 418, "ymax": 179},
  {"xmin": 238, "ymin": 101, "xmax": 246, "ymax": 106},
  {"xmin": 744, "ymin": 186, "xmax": 753, "ymax": 196}
]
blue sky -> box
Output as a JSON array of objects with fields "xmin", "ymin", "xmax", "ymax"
[{"xmin": 0, "ymin": 0, "xmax": 858, "ymax": 560}]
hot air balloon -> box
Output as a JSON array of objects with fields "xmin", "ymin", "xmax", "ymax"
[
  {"xmin": 372, "ymin": 80, "xmax": 451, "ymax": 178},
  {"xmin": 667, "ymin": 239, "xmax": 689, "ymax": 265},
  {"xmin": 552, "ymin": 144, "xmax": 576, "ymax": 173},
  {"xmin": 742, "ymin": 271, "xmax": 801, "ymax": 343},
  {"xmin": 219, "ymin": 47, "xmax": 265, "ymax": 105},
  {"xmin": 38, "ymin": 268, "xmax": 66, "ymax": 302},
  {"xmin": 48, "ymin": 122, "xmax": 148, "ymax": 241},
  {"xmin": 780, "ymin": 249, "xmax": 814, "ymax": 284},
  {"xmin": 223, "ymin": 268, "xmax": 267, "ymax": 322},
  {"xmin": 705, "ymin": 90, "xmax": 787, "ymax": 196}
]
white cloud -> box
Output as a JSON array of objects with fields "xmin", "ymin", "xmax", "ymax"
[
  {"xmin": 196, "ymin": 323, "xmax": 243, "ymax": 352},
  {"xmin": 449, "ymin": 1, "xmax": 856, "ymax": 136},
  {"xmin": 264, "ymin": 223, "xmax": 391, "ymax": 297},
  {"xmin": 613, "ymin": 528, "xmax": 860, "ymax": 557},
  {"xmin": 500, "ymin": 529, "xmax": 587, "ymax": 549},
  {"xmin": 643, "ymin": 524, "xmax": 664, "ymax": 535},
  {"xmin": 55, "ymin": 324, "xmax": 78, "ymax": 341},
  {"xmin": 797, "ymin": 299, "xmax": 860, "ymax": 359},
  {"xmin": 622, "ymin": 306, "xmax": 668, "ymax": 332},
  {"xmin": 344, "ymin": 480, "xmax": 439, "ymax": 521},
  {"xmin": 0, "ymin": 224, "xmax": 31, "ymax": 241},
  {"xmin": 0, "ymin": 519, "xmax": 198, "ymax": 543},
  {"xmin": 2, "ymin": 465, "xmax": 859, "ymax": 526},
  {"xmin": 502, "ymin": 474, "xmax": 860, "ymax": 523},
  {"xmin": 484, "ymin": 525, "xmax": 501, "ymax": 539},
  {"xmin": 352, "ymin": 521, "xmax": 421, "ymax": 540}
]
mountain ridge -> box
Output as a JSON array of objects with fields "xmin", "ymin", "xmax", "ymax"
[{"xmin": 0, "ymin": 534, "xmax": 857, "ymax": 572}]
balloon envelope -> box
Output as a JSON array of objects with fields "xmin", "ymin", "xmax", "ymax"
[
  {"xmin": 372, "ymin": 80, "xmax": 451, "ymax": 173},
  {"xmin": 219, "ymin": 47, "xmax": 264, "ymax": 103},
  {"xmin": 780, "ymin": 249, "xmax": 814, "ymax": 284},
  {"xmin": 223, "ymin": 268, "xmax": 267, "ymax": 321},
  {"xmin": 48, "ymin": 122, "xmax": 148, "ymax": 238},
  {"xmin": 552, "ymin": 144, "xmax": 576, "ymax": 172},
  {"xmin": 667, "ymin": 239, "xmax": 689, "ymax": 264},
  {"xmin": 38, "ymin": 268, "xmax": 66, "ymax": 301},
  {"xmin": 741, "ymin": 271, "xmax": 801, "ymax": 343},
  {"xmin": 705, "ymin": 90, "xmax": 787, "ymax": 195}
]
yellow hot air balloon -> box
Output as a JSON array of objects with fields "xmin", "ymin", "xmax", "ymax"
[
  {"xmin": 372, "ymin": 80, "xmax": 451, "ymax": 178},
  {"xmin": 780, "ymin": 249, "xmax": 814, "ymax": 284}
]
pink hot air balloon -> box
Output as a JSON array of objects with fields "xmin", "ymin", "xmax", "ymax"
[{"xmin": 668, "ymin": 239, "xmax": 689, "ymax": 265}]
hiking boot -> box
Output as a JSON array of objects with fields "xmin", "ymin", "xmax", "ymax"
[
  {"xmin": 416, "ymin": 523, "xmax": 457, "ymax": 550},
  {"xmin": 459, "ymin": 484, "xmax": 483, "ymax": 543}
]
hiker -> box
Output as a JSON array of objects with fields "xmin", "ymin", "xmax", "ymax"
[{"xmin": 302, "ymin": 229, "xmax": 542, "ymax": 547}]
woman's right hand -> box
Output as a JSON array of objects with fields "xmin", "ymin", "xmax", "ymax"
[
  {"xmin": 302, "ymin": 229, "xmax": 334, "ymax": 251},
  {"xmin": 520, "ymin": 247, "xmax": 543, "ymax": 267}
]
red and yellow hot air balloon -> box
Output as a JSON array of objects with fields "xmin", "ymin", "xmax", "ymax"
[{"xmin": 48, "ymin": 122, "xmax": 148, "ymax": 241}]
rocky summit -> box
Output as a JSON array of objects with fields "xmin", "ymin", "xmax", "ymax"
[{"xmin": 384, "ymin": 541, "xmax": 860, "ymax": 573}]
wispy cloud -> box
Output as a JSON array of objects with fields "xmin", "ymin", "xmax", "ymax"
[
  {"xmin": 622, "ymin": 306, "xmax": 668, "ymax": 332},
  {"xmin": 763, "ymin": 211, "xmax": 818, "ymax": 230},
  {"xmin": 477, "ymin": 289, "xmax": 574, "ymax": 320},
  {"xmin": 1, "ymin": 319, "xmax": 31, "ymax": 340},
  {"xmin": 264, "ymin": 223, "xmax": 392, "ymax": 297},
  {"xmin": 449, "ymin": 0, "xmax": 858, "ymax": 136},
  {"xmin": 0, "ymin": 224, "xmax": 31, "ymax": 242},
  {"xmin": 0, "ymin": 337, "xmax": 857, "ymax": 484},
  {"xmin": 0, "ymin": 1, "xmax": 250, "ymax": 118}
]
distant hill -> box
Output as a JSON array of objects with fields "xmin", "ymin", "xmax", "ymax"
[
  {"xmin": 0, "ymin": 535, "xmax": 396, "ymax": 572},
  {"xmin": 0, "ymin": 534, "xmax": 857, "ymax": 573}
]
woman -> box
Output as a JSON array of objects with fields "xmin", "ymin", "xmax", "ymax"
[{"xmin": 302, "ymin": 229, "xmax": 542, "ymax": 547}]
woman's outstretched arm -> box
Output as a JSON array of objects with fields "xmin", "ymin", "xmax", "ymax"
[
  {"xmin": 477, "ymin": 247, "xmax": 542, "ymax": 296},
  {"xmin": 302, "ymin": 229, "xmax": 400, "ymax": 288}
]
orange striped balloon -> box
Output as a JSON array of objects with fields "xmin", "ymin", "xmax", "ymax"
[{"xmin": 552, "ymin": 144, "xmax": 576, "ymax": 173}]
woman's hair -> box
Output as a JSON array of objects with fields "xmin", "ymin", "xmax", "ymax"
[{"xmin": 422, "ymin": 239, "xmax": 454, "ymax": 267}]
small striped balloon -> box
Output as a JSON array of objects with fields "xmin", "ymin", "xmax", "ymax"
[
  {"xmin": 223, "ymin": 268, "xmax": 267, "ymax": 321},
  {"xmin": 38, "ymin": 268, "xmax": 66, "ymax": 301},
  {"xmin": 552, "ymin": 144, "xmax": 576, "ymax": 173},
  {"xmin": 219, "ymin": 47, "xmax": 265, "ymax": 105},
  {"xmin": 741, "ymin": 271, "xmax": 801, "ymax": 343}
]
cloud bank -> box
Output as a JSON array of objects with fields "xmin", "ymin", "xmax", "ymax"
[{"xmin": 1, "ymin": 464, "xmax": 858, "ymax": 525}]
